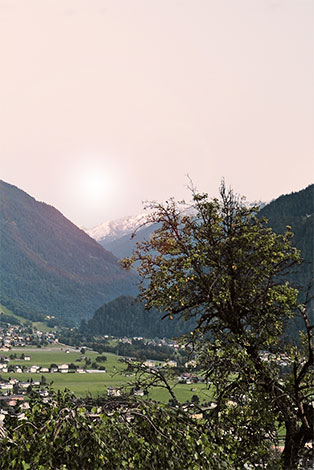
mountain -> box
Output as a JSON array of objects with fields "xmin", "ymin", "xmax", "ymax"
[
  {"xmin": 0, "ymin": 180, "xmax": 137, "ymax": 325},
  {"xmin": 86, "ymin": 213, "xmax": 149, "ymax": 243},
  {"xmin": 80, "ymin": 295, "xmax": 195, "ymax": 339},
  {"xmin": 84, "ymin": 213, "xmax": 158, "ymax": 259},
  {"xmin": 259, "ymin": 184, "xmax": 314, "ymax": 325},
  {"xmin": 259, "ymin": 184, "xmax": 313, "ymax": 270},
  {"xmin": 85, "ymin": 185, "xmax": 313, "ymax": 339}
]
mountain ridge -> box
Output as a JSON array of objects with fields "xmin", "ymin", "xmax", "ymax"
[{"xmin": 0, "ymin": 180, "xmax": 137, "ymax": 324}]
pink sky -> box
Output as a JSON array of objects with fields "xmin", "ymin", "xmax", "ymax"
[{"xmin": 0, "ymin": 0, "xmax": 313, "ymax": 227}]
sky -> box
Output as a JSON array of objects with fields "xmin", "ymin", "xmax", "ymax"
[{"xmin": 0, "ymin": 0, "xmax": 313, "ymax": 228}]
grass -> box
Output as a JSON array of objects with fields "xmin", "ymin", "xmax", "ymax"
[
  {"xmin": 1, "ymin": 346, "xmax": 213, "ymax": 402},
  {"xmin": 4, "ymin": 347, "xmax": 122, "ymax": 369},
  {"xmin": 0, "ymin": 304, "xmax": 29, "ymax": 325},
  {"xmin": 0, "ymin": 304, "xmax": 53, "ymax": 333}
]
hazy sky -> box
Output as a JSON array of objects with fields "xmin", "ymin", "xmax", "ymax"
[{"xmin": 0, "ymin": 0, "xmax": 313, "ymax": 227}]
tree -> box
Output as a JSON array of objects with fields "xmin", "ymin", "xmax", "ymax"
[
  {"xmin": 0, "ymin": 390, "xmax": 228, "ymax": 469},
  {"xmin": 122, "ymin": 182, "xmax": 313, "ymax": 469},
  {"xmin": 191, "ymin": 394, "xmax": 200, "ymax": 405}
]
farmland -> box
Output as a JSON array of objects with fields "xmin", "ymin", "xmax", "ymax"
[{"xmin": 1, "ymin": 346, "xmax": 211, "ymax": 403}]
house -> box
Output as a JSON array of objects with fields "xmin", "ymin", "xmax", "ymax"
[
  {"xmin": 30, "ymin": 365, "xmax": 39, "ymax": 373},
  {"xmin": 40, "ymin": 367, "xmax": 49, "ymax": 373},
  {"xmin": 77, "ymin": 368, "xmax": 85, "ymax": 374},
  {"xmin": 24, "ymin": 356, "xmax": 31, "ymax": 361},
  {"xmin": 9, "ymin": 378, "xmax": 18, "ymax": 384},
  {"xmin": 19, "ymin": 383, "xmax": 30, "ymax": 390},
  {"xmin": 58, "ymin": 364, "xmax": 69, "ymax": 373},
  {"xmin": 0, "ymin": 383, "xmax": 13, "ymax": 390},
  {"xmin": 163, "ymin": 360, "xmax": 177, "ymax": 368},
  {"xmin": 134, "ymin": 389, "xmax": 144, "ymax": 397},
  {"xmin": 144, "ymin": 360, "xmax": 155, "ymax": 368}
]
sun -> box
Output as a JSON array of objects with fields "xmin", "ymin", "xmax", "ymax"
[
  {"xmin": 75, "ymin": 164, "xmax": 116, "ymax": 207},
  {"xmin": 82, "ymin": 171, "xmax": 108, "ymax": 202}
]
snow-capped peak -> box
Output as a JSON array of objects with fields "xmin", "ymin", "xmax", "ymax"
[{"xmin": 85, "ymin": 213, "xmax": 150, "ymax": 242}]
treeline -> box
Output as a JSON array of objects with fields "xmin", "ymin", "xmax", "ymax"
[
  {"xmin": 58, "ymin": 328, "xmax": 187, "ymax": 363},
  {"xmin": 79, "ymin": 296, "xmax": 196, "ymax": 339}
]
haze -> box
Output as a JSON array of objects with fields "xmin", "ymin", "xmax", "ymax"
[{"xmin": 0, "ymin": 0, "xmax": 313, "ymax": 227}]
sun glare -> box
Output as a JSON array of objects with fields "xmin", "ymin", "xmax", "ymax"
[
  {"xmin": 74, "ymin": 164, "xmax": 116, "ymax": 208},
  {"xmin": 82, "ymin": 172, "xmax": 108, "ymax": 201}
]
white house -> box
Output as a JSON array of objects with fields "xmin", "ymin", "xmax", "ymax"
[
  {"xmin": 0, "ymin": 383, "xmax": 13, "ymax": 390},
  {"xmin": 58, "ymin": 364, "xmax": 69, "ymax": 373},
  {"xmin": 19, "ymin": 383, "xmax": 30, "ymax": 390}
]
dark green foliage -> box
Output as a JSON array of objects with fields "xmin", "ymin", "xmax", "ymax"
[
  {"xmin": 0, "ymin": 391, "xmax": 229, "ymax": 470},
  {"xmin": 80, "ymin": 295, "xmax": 195, "ymax": 339},
  {"xmin": 259, "ymin": 184, "xmax": 314, "ymax": 338},
  {"xmin": 0, "ymin": 312, "xmax": 20, "ymax": 326},
  {"xmin": 95, "ymin": 355, "xmax": 107, "ymax": 362},
  {"xmin": 0, "ymin": 180, "xmax": 137, "ymax": 324}
]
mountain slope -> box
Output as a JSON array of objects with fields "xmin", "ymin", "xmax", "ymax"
[
  {"xmin": 0, "ymin": 180, "xmax": 137, "ymax": 324},
  {"xmin": 80, "ymin": 295, "xmax": 195, "ymax": 339},
  {"xmin": 259, "ymin": 184, "xmax": 313, "ymax": 294},
  {"xmin": 259, "ymin": 184, "xmax": 314, "ymax": 331}
]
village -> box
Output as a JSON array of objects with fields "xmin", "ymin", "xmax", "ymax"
[{"xmin": 0, "ymin": 322, "xmax": 206, "ymax": 417}]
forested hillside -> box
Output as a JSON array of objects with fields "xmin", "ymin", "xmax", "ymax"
[
  {"xmin": 80, "ymin": 295, "xmax": 195, "ymax": 338},
  {"xmin": 260, "ymin": 184, "xmax": 313, "ymax": 325},
  {"xmin": 0, "ymin": 180, "xmax": 137, "ymax": 324}
]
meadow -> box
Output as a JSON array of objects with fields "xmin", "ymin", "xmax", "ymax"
[{"xmin": 1, "ymin": 346, "xmax": 212, "ymax": 403}]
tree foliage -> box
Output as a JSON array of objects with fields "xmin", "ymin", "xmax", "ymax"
[
  {"xmin": 0, "ymin": 390, "xmax": 229, "ymax": 470},
  {"xmin": 122, "ymin": 182, "xmax": 314, "ymax": 469}
]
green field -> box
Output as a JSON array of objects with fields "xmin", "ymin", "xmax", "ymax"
[
  {"xmin": 5, "ymin": 347, "xmax": 118, "ymax": 368},
  {"xmin": 1, "ymin": 346, "xmax": 212, "ymax": 402},
  {"xmin": 0, "ymin": 303, "xmax": 53, "ymax": 333}
]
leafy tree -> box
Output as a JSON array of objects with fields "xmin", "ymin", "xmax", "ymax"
[
  {"xmin": 122, "ymin": 182, "xmax": 313, "ymax": 469},
  {"xmin": 0, "ymin": 390, "xmax": 228, "ymax": 470},
  {"xmin": 95, "ymin": 355, "xmax": 107, "ymax": 362},
  {"xmin": 191, "ymin": 394, "xmax": 200, "ymax": 405}
]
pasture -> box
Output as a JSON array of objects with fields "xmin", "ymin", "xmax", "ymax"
[{"xmin": 1, "ymin": 346, "xmax": 212, "ymax": 403}]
